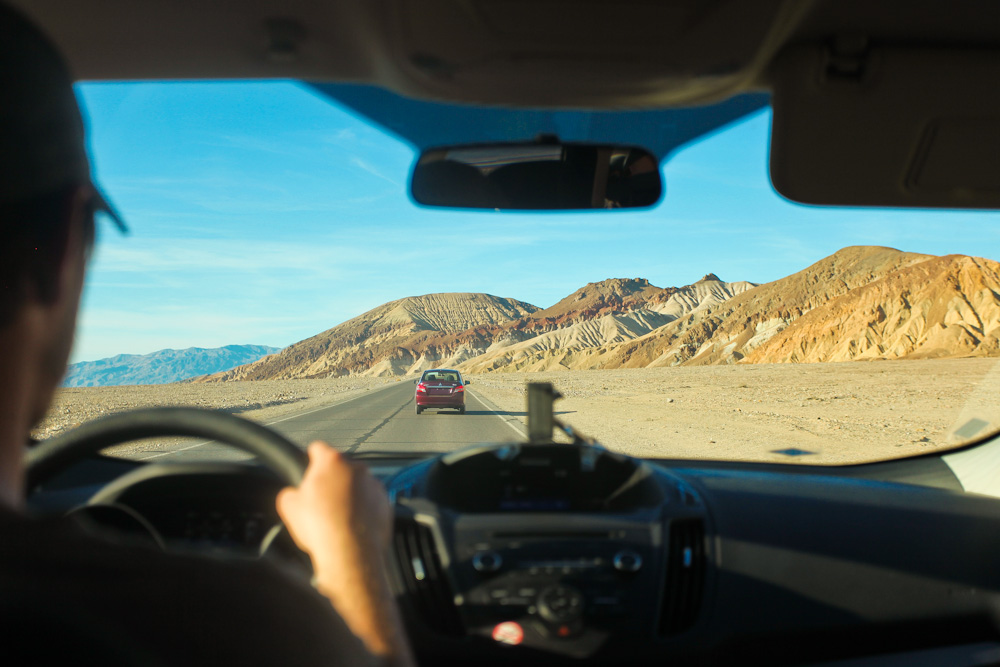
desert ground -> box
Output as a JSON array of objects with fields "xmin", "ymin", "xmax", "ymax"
[
  {"xmin": 36, "ymin": 358, "xmax": 1000, "ymax": 465},
  {"xmin": 468, "ymin": 358, "xmax": 1000, "ymax": 463}
]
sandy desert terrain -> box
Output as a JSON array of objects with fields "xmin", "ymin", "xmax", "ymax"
[
  {"xmin": 468, "ymin": 358, "xmax": 1000, "ymax": 464},
  {"xmin": 36, "ymin": 358, "xmax": 1000, "ymax": 466}
]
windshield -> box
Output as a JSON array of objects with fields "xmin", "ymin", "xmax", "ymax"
[{"xmin": 33, "ymin": 80, "xmax": 1000, "ymax": 466}]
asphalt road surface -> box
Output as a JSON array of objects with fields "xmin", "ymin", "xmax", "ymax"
[{"xmin": 141, "ymin": 382, "xmax": 527, "ymax": 463}]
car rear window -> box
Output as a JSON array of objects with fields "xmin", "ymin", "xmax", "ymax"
[{"xmin": 423, "ymin": 372, "xmax": 459, "ymax": 382}]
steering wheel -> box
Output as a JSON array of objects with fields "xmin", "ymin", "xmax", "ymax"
[
  {"xmin": 26, "ymin": 407, "xmax": 309, "ymax": 558},
  {"xmin": 26, "ymin": 406, "xmax": 308, "ymax": 492}
]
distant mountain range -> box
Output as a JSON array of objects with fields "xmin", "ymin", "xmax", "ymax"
[
  {"xmin": 207, "ymin": 272, "xmax": 757, "ymax": 380},
  {"xmin": 196, "ymin": 246, "xmax": 1000, "ymax": 381},
  {"xmin": 63, "ymin": 344, "xmax": 281, "ymax": 387},
  {"xmin": 69, "ymin": 246, "xmax": 1000, "ymax": 384}
]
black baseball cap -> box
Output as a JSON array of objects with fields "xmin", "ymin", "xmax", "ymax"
[{"xmin": 0, "ymin": 3, "xmax": 126, "ymax": 232}]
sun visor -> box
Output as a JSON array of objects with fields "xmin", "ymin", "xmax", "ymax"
[{"xmin": 770, "ymin": 45, "xmax": 1000, "ymax": 209}]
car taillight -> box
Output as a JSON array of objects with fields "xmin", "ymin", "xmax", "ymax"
[
  {"xmin": 454, "ymin": 384, "xmax": 464, "ymax": 392},
  {"xmin": 416, "ymin": 383, "xmax": 427, "ymax": 393}
]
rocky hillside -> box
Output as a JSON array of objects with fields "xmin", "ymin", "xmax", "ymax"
[
  {"xmin": 458, "ymin": 275, "xmax": 755, "ymax": 373},
  {"xmin": 206, "ymin": 246, "xmax": 1000, "ymax": 381},
  {"xmin": 598, "ymin": 246, "xmax": 1000, "ymax": 368},
  {"xmin": 63, "ymin": 344, "xmax": 281, "ymax": 387},
  {"xmin": 211, "ymin": 293, "xmax": 539, "ymax": 380},
  {"xmin": 746, "ymin": 251, "xmax": 1000, "ymax": 362},
  {"xmin": 208, "ymin": 275, "xmax": 753, "ymax": 380}
]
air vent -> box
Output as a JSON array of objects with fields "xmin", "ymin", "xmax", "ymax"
[
  {"xmin": 392, "ymin": 519, "xmax": 464, "ymax": 636},
  {"xmin": 659, "ymin": 518, "xmax": 705, "ymax": 636}
]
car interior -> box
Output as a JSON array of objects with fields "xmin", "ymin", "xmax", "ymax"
[
  {"xmin": 13, "ymin": 1, "xmax": 1000, "ymax": 665},
  {"xmin": 423, "ymin": 372, "xmax": 460, "ymax": 383}
]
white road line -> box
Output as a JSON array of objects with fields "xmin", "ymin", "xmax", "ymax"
[
  {"xmin": 136, "ymin": 382, "xmax": 401, "ymax": 460},
  {"xmin": 468, "ymin": 389, "xmax": 526, "ymax": 438},
  {"xmin": 264, "ymin": 382, "xmax": 398, "ymax": 426},
  {"xmin": 139, "ymin": 438, "xmax": 215, "ymax": 460}
]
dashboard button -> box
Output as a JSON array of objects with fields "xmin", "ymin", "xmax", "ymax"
[
  {"xmin": 613, "ymin": 550, "xmax": 643, "ymax": 572},
  {"xmin": 537, "ymin": 585, "xmax": 585, "ymax": 624},
  {"xmin": 472, "ymin": 550, "xmax": 503, "ymax": 573},
  {"xmin": 492, "ymin": 621, "xmax": 524, "ymax": 646}
]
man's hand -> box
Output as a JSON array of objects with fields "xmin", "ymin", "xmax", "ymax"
[
  {"xmin": 277, "ymin": 442, "xmax": 412, "ymax": 666},
  {"xmin": 277, "ymin": 442, "xmax": 392, "ymax": 573}
]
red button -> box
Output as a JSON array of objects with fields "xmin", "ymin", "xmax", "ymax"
[{"xmin": 492, "ymin": 621, "xmax": 524, "ymax": 646}]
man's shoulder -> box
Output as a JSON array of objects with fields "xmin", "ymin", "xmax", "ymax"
[{"xmin": 0, "ymin": 510, "xmax": 372, "ymax": 665}]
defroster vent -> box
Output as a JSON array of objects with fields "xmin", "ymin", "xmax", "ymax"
[
  {"xmin": 393, "ymin": 518, "xmax": 464, "ymax": 636},
  {"xmin": 659, "ymin": 518, "xmax": 705, "ymax": 636}
]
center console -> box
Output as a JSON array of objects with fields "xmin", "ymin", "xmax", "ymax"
[
  {"xmin": 386, "ymin": 440, "xmax": 709, "ymax": 659},
  {"xmin": 450, "ymin": 513, "xmax": 664, "ymax": 657}
]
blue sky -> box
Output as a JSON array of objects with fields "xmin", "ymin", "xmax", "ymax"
[{"xmin": 72, "ymin": 81, "xmax": 1000, "ymax": 362}]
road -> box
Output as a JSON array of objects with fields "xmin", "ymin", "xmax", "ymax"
[{"xmin": 140, "ymin": 383, "xmax": 527, "ymax": 463}]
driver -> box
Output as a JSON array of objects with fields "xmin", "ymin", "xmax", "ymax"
[{"xmin": 0, "ymin": 5, "xmax": 413, "ymax": 665}]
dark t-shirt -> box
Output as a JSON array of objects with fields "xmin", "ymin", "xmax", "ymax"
[{"xmin": 0, "ymin": 508, "xmax": 374, "ymax": 665}]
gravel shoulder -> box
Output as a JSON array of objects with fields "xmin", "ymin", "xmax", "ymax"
[
  {"xmin": 467, "ymin": 358, "xmax": 1000, "ymax": 464},
  {"xmin": 34, "ymin": 377, "xmax": 400, "ymax": 457}
]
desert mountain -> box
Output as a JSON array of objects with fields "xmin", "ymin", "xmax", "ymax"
[
  {"xmin": 458, "ymin": 276, "xmax": 755, "ymax": 373},
  {"xmin": 746, "ymin": 251, "xmax": 1000, "ymax": 362},
  {"xmin": 211, "ymin": 293, "xmax": 539, "ymax": 380},
  {"xmin": 597, "ymin": 246, "xmax": 1000, "ymax": 368},
  {"xmin": 528, "ymin": 277, "xmax": 678, "ymax": 323},
  {"xmin": 208, "ymin": 276, "xmax": 753, "ymax": 380},
  {"xmin": 63, "ymin": 344, "xmax": 281, "ymax": 387},
  {"xmin": 207, "ymin": 246, "xmax": 1000, "ymax": 381}
]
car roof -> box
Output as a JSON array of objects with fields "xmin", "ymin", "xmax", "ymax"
[
  {"xmin": 12, "ymin": 0, "xmax": 1000, "ymax": 209},
  {"xmin": 11, "ymin": 1, "xmax": 1000, "ymax": 107}
]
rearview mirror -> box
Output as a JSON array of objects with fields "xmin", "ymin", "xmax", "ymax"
[{"xmin": 411, "ymin": 142, "xmax": 661, "ymax": 210}]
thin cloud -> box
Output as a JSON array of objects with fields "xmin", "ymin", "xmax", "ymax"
[
  {"xmin": 91, "ymin": 240, "xmax": 383, "ymax": 277},
  {"xmin": 350, "ymin": 157, "xmax": 402, "ymax": 187}
]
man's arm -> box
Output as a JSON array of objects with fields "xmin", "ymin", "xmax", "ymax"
[{"xmin": 276, "ymin": 442, "xmax": 415, "ymax": 667}]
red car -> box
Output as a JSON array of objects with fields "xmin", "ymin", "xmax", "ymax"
[{"xmin": 414, "ymin": 369, "xmax": 469, "ymax": 414}]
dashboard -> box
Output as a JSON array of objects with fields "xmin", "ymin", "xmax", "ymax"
[
  {"xmin": 385, "ymin": 443, "xmax": 703, "ymax": 664},
  {"xmin": 28, "ymin": 442, "xmax": 1000, "ymax": 666}
]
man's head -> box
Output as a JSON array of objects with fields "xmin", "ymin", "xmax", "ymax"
[{"xmin": 0, "ymin": 3, "xmax": 122, "ymax": 437}]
